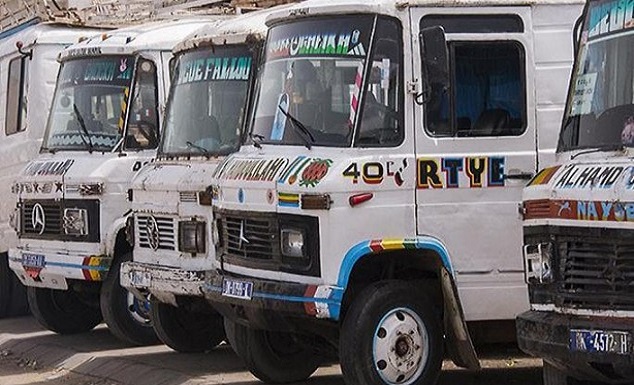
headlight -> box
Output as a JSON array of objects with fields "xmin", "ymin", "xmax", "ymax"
[
  {"xmin": 63, "ymin": 208, "xmax": 88, "ymax": 235},
  {"xmin": 179, "ymin": 221, "xmax": 206, "ymax": 254},
  {"xmin": 523, "ymin": 242, "xmax": 553, "ymax": 284},
  {"xmin": 280, "ymin": 228, "xmax": 305, "ymax": 258}
]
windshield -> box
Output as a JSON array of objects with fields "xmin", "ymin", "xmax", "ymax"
[
  {"xmin": 560, "ymin": 0, "xmax": 634, "ymax": 151},
  {"xmin": 42, "ymin": 56, "xmax": 135, "ymax": 152},
  {"xmin": 161, "ymin": 45, "xmax": 253, "ymax": 156},
  {"xmin": 251, "ymin": 15, "xmax": 401, "ymax": 147}
]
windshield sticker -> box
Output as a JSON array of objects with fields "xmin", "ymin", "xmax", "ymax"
[
  {"xmin": 588, "ymin": 0, "xmax": 634, "ymax": 39},
  {"xmin": 61, "ymin": 57, "xmax": 133, "ymax": 87},
  {"xmin": 570, "ymin": 73, "xmax": 597, "ymax": 115},
  {"xmin": 47, "ymin": 133, "xmax": 119, "ymax": 149},
  {"xmin": 176, "ymin": 56, "xmax": 252, "ymax": 85},
  {"xmin": 23, "ymin": 159, "xmax": 74, "ymax": 177},
  {"xmin": 268, "ymin": 30, "xmax": 366, "ymax": 59},
  {"xmin": 417, "ymin": 157, "xmax": 505, "ymax": 189},
  {"xmin": 270, "ymin": 93, "xmax": 289, "ymax": 140}
]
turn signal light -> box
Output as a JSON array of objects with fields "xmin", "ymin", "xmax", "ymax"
[{"xmin": 349, "ymin": 193, "xmax": 373, "ymax": 207}]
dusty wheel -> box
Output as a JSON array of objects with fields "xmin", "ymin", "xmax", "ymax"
[
  {"xmin": 544, "ymin": 362, "xmax": 578, "ymax": 385},
  {"xmin": 100, "ymin": 252, "xmax": 158, "ymax": 345},
  {"xmin": 0, "ymin": 254, "xmax": 13, "ymax": 317},
  {"xmin": 340, "ymin": 280, "xmax": 443, "ymax": 385},
  {"xmin": 27, "ymin": 286, "xmax": 102, "ymax": 334},
  {"xmin": 151, "ymin": 299, "xmax": 225, "ymax": 353},
  {"xmin": 228, "ymin": 321, "xmax": 320, "ymax": 383}
]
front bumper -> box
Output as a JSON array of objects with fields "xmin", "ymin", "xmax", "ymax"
[
  {"xmin": 8, "ymin": 247, "xmax": 111, "ymax": 290},
  {"xmin": 517, "ymin": 310, "xmax": 634, "ymax": 383},
  {"xmin": 202, "ymin": 269, "xmax": 343, "ymax": 323},
  {"xmin": 120, "ymin": 261, "xmax": 205, "ymax": 303}
]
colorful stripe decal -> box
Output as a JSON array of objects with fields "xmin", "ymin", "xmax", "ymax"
[
  {"xmin": 118, "ymin": 87, "xmax": 130, "ymax": 130},
  {"xmin": 524, "ymin": 199, "xmax": 634, "ymax": 222},
  {"xmin": 338, "ymin": 237, "xmax": 454, "ymax": 289},
  {"xmin": 348, "ymin": 62, "xmax": 364, "ymax": 128},
  {"xmin": 529, "ymin": 165, "xmax": 561, "ymax": 186},
  {"xmin": 278, "ymin": 192, "xmax": 300, "ymax": 208},
  {"xmin": 278, "ymin": 155, "xmax": 307, "ymax": 184},
  {"xmin": 80, "ymin": 256, "xmax": 110, "ymax": 281}
]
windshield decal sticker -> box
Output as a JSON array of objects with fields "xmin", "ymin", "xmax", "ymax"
[
  {"xmin": 270, "ymin": 93, "xmax": 289, "ymax": 141},
  {"xmin": 268, "ymin": 30, "xmax": 366, "ymax": 59},
  {"xmin": 177, "ymin": 56, "xmax": 252, "ymax": 85},
  {"xmin": 588, "ymin": 0, "xmax": 634, "ymax": 39},
  {"xmin": 417, "ymin": 157, "xmax": 505, "ymax": 189},
  {"xmin": 570, "ymin": 73, "xmax": 597, "ymax": 115},
  {"xmin": 48, "ymin": 133, "xmax": 119, "ymax": 149}
]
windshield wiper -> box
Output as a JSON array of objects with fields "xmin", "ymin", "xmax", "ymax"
[
  {"xmin": 186, "ymin": 141, "xmax": 211, "ymax": 156},
  {"xmin": 250, "ymin": 133, "xmax": 264, "ymax": 149},
  {"xmin": 277, "ymin": 105, "xmax": 315, "ymax": 150},
  {"xmin": 571, "ymin": 143, "xmax": 626, "ymax": 160},
  {"xmin": 72, "ymin": 103, "xmax": 94, "ymax": 153}
]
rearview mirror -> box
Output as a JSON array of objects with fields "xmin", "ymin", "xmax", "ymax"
[{"xmin": 419, "ymin": 26, "xmax": 449, "ymax": 103}]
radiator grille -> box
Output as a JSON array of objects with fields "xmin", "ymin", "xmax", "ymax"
[{"xmin": 136, "ymin": 214, "xmax": 176, "ymax": 251}]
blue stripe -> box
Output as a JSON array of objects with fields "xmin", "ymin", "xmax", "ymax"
[
  {"xmin": 45, "ymin": 261, "xmax": 109, "ymax": 272},
  {"xmin": 204, "ymin": 283, "xmax": 339, "ymax": 305},
  {"xmin": 278, "ymin": 201, "xmax": 299, "ymax": 207},
  {"xmin": 0, "ymin": 18, "xmax": 40, "ymax": 40},
  {"xmin": 337, "ymin": 237, "xmax": 454, "ymax": 289}
]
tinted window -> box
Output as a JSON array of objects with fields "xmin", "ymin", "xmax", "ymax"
[
  {"xmin": 421, "ymin": 14, "xmax": 524, "ymax": 34},
  {"xmin": 426, "ymin": 41, "xmax": 526, "ymax": 138},
  {"xmin": 125, "ymin": 59, "xmax": 159, "ymax": 150},
  {"xmin": 5, "ymin": 57, "xmax": 28, "ymax": 135}
]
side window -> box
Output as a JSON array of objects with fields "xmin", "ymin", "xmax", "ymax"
[
  {"xmin": 355, "ymin": 17, "xmax": 404, "ymax": 147},
  {"xmin": 426, "ymin": 41, "xmax": 526, "ymax": 138},
  {"xmin": 5, "ymin": 57, "xmax": 29, "ymax": 135},
  {"xmin": 125, "ymin": 59, "xmax": 159, "ymax": 149}
]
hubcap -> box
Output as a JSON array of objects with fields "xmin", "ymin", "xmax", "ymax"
[
  {"xmin": 373, "ymin": 307, "xmax": 429, "ymax": 384},
  {"xmin": 127, "ymin": 292, "xmax": 152, "ymax": 326}
]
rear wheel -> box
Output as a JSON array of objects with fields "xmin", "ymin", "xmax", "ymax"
[
  {"xmin": 340, "ymin": 280, "xmax": 443, "ymax": 385},
  {"xmin": 227, "ymin": 321, "xmax": 320, "ymax": 383},
  {"xmin": 100, "ymin": 252, "xmax": 158, "ymax": 345},
  {"xmin": 0, "ymin": 254, "xmax": 13, "ymax": 317},
  {"xmin": 151, "ymin": 299, "xmax": 225, "ymax": 353},
  {"xmin": 543, "ymin": 362, "xmax": 583, "ymax": 385},
  {"xmin": 27, "ymin": 286, "xmax": 102, "ymax": 334}
]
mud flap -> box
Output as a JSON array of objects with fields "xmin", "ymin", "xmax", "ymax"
[{"xmin": 440, "ymin": 267, "xmax": 480, "ymax": 370}]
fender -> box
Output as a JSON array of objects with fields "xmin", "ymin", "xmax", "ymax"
[
  {"xmin": 338, "ymin": 237, "xmax": 480, "ymax": 370},
  {"xmin": 105, "ymin": 214, "xmax": 129, "ymax": 258}
]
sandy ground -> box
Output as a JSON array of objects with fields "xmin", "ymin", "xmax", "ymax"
[{"xmin": 0, "ymin": 316, "xmax": 543, "ymax": 385}]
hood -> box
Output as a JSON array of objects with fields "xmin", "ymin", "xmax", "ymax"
[
  {"xmin": 132, "ymin": 158, "xmax": 222, "ymax": 193},
  {"xmin": 524, "ymin": 152, "xmax": 634, "ymax": 226}
]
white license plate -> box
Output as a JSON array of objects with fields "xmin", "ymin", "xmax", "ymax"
[
  {"xmin": 221, "ymin": 279, "xmax": 253, "ymax": 300},
  {"xmin": 570, "ymin": 329, "xmax": 630, "ymax": 355},
  {"xmin": 22, "ymin": 253, "xmax": 45, "ymax": 268},
  {"xmin": 129, "ymin": 271, "xmax": 152, "ymax": 288}
]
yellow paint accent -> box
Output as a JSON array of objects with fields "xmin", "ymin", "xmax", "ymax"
[
  {"xmin": 88, "ymin": 257, "xmax": 102, "ymax": 281},
  {"xmin": 380, "ymin": 238, "xmax": 406, "ymax": 251}
]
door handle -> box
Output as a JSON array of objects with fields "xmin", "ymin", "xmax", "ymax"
[{"xmin": 504, "ymin": 172, "xmax": 534, "ymax": 180}]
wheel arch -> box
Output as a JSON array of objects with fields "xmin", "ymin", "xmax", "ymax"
[
  {"xmin": 338, "ymin": 237, "xmax": 480, "ymax": 370},
  {"xmin": 105, "ymin": 215, "xmax": 132, "ymax": 263}
]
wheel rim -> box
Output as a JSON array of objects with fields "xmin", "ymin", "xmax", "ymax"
[
  {"xmin": 127, "ymin": 292, "xmax": 152, "ymax": 326},
  {"xmin": 372, "ymin": 307, "xmax": 429, "ymax": 385}
]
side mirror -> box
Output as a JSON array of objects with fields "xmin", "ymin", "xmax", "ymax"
[{"xmin": 419, "ymin": 26, "xmax": 449, "ymax": 103}]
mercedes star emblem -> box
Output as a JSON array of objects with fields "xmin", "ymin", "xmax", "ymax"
[
  {"xmin": 31, "ymin": 203, "xmax": 46, "ymax": 235},
  {"xmin": 146, "ymin": 216, "xmax": 161, "ymax": 251}
]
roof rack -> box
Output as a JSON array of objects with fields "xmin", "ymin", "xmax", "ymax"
[{"xmin": 0, "ymin": 0, "xmax": 298, "ymax": 32}]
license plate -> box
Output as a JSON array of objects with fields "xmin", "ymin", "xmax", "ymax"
[
  {"xmin": 21, "ymin": 253, "xmax": 45, "ymax": 268},
  {"xmin": 130, "ymin": 271, "xmax": 152, "ymax": 288},
  {"xmin": 222, "ymin": 279, "xmax": 253, "ymax": 300},
  {"xmin": 570, "ymin": 329, "xmax": 630, "ymax": 355}
]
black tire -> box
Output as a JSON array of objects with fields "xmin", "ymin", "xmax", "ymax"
[
  {"xmin": 543, "ymin": 362, "xmax": 577, "ymax": 385},
  {"xmin": 340, "ymin": 280, "xmax": 443, "ymax": 385},
  {"xmin": 229, "ymin": 321, "xmax": 320, "ymax": 383},
  {"xmin": 0, "ymin": 254, "xmax": 13, "ymax": 317},
  {"xmin": 150, "ymin": 299, "xmax": 225, "ymax": 353},
  {"xmin": 100, "ymin": 252, "xmax": 158, "ymax": 345},
  {"xmin": 27, "ymin": 286, "xmax": 102, "ymax": 334},
  {"xmin": 8, "ymin": 274, "xmax": 28, "ymax": 316},
  {"xmin": 224, "ymin": 317, "xmax": 247, "ymax": 357}
]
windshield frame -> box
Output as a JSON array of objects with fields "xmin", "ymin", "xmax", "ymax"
[
  {"xmin": 40, "ymin": 54, "xmax": 138, "ymax": 154},
  {"xmin": 247, "ymin": 14, "xmax": 404, "ymax": 149},
  {"xmin": 158, "ymin": 43, "xmax": 260, "ymax": 160},
  {"xmin": 558, "ymin": 0, "xmax": 634, "ymax": 153}
]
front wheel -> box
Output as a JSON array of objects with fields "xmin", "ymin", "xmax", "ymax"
[
  {"xmin": 100, "ymin": 252, "xmax": 158, "ymax": 345},
  {"xmin": 27, "ymin": 286, "xmax": 102, "ymax": 334},
  {"xmin": 226, "ymin": 320, "xmax": 320, "ymax": 383},
  {"xmin": 150, "ymin": 299, "xmax": 225, "ymax": 353},
  {"xmin": 340, "ymin": 280, "xmax": 443, "ymax": 385}
]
